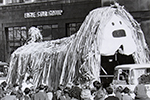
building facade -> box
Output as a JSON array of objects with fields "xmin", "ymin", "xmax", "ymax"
[
  {"xmin": 0, "ymin": 0, "xmax": 101, "ymax": 62},
  {"xmin": 0, "ymin": 0, "xmax": 149, "ymax": 63}
]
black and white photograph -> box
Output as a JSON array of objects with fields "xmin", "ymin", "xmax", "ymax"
[{"xmin": 0, "ymin": 0, "xmax": 150, "ymax": 100}]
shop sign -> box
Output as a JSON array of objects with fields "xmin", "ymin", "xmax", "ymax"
[{"xmin": 24, "ymin": 10, "xmax": 63, "ymax": 18}]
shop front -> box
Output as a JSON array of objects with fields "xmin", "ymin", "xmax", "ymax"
[{"xmin": 0, "ymin": 0, "xmax": 101, "ymax": 62}]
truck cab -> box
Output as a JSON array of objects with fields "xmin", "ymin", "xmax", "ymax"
[{"xmin": 112, "ymin": 64, "xmax": 150, "ymax": 98}]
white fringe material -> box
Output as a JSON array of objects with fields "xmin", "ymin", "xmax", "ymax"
[{"xmin": 6, "ymin": 4, "xmax": 150, "ymax": 90}]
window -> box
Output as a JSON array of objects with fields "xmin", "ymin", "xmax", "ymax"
[
  {"xmin": 35, "ymin": 0, "xmax": 47, "ymax": 2},
  {"xmin": 0, "ymin": 0, "xmax": 3, "ymax": 3},
  {"xmin": 3, "ymin": 0, "xmax": 24, "ymax": 4},
  {"xmin": 12, "ymin": 0, "xmax": 20, "ymax": 3},
  {"xmin": 101, "ymin": 0, "xmax": 115, "ymax": 6},
  {"xmin": 118, "ymin": 69, "xmax": 129, "ymax": 84},
  {"xmin": 7, "ymin": 26, "xmax": 27, "ymax": 54},
  {"xmin": 66, "ymin": 22, "xmax": 82, "ymax": 36},
  {"xmin": 113, "ymin": 70, "xmax": 118, "ymax": 80},
  {"xmin": 146, "ymin": 68, "xmax": 150, "ymax": 73},
  {"xmin": 3, "ymin": 0, "xmax": 34, "ymax": 4},
  {"xmin": 37, "ymin": 24, "xmax": 58, "ymax": 40},
  {"xmin": 6, "ymin": 24, "xmax": 58, "ymax": 55},
  {"xmin": 0, "ymin": 0, "xmax": 4, "ymax": 5},
  {"xmin": 23, "ymin": 0, "xmax": 34, "ymax": 3},
  {"xmin": 135, "ymin": 69, "xmax": 146, "ymax": 77},
  {"xmin": 3, "ymin": 0, "xmax": 11, "ymax": 4}
]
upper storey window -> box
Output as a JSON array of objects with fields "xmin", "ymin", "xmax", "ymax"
[
  {"xmin": 0, "ymin": 0, "xmax": 4, "ymax": 5},
  {"xmin": 1, "ymin": 0, "xmax": 88, "ymax": 5},
  {"xmin": 2, "ymin": 0, "xmax": 34, "ymax": 4},
  {"xmin": 23, "ymin": 0, "xmax": 34, "ymax": 3},
  {"xmin": 3, "ymin": 0, "xmax": 57, "ymax": 4}
]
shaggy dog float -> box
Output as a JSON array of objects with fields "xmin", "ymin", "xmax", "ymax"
[{"xmin": 6, "ymin": 3, "xmax": 150, "ymax": 90}]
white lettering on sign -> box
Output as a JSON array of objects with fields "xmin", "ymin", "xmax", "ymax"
[
  {"xmin": 24, "ymin": 12, "xmax": 36, "ymax": 18},
  {"xmin": 48, "ymin": 10, "xmax": 63, "ymax": 16},
  {"xmin": 24, "ymin": 10, "xmax": 63, "ymax": 18},
  {"xmin": 37, "ymin": 11, "xmax": 48, "ymax": 17}
]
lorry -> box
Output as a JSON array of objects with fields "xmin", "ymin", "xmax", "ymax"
[{"xmin": 111, "ymin": 64, "xmax": 150, "ymax": 98}]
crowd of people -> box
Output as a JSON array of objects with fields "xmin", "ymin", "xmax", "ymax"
[{"xmin": 0, "ymin": 76, "xmax": 150, "ymax": 100}]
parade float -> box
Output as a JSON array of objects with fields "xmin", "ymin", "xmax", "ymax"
[{"xmin": 6, "ymin": 3, "xmax": 150, "ymax": 90}]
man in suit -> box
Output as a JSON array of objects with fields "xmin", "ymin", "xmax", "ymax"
[{"xmin": 104, "ymin": 87, "xmax": 119, "ymax": 100}]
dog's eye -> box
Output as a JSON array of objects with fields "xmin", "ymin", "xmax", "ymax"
[
  {"xmin": 112, "ymin": 22, "xmax": 115, "ymax": 26},
  {"xmin": 119, "ymin": 21, "xmax": 122, "ymax": 25}
]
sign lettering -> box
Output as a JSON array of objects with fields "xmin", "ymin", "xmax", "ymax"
[{"xmin": 24, "ymin": 10, "xmax": 63, "ymax": 18}]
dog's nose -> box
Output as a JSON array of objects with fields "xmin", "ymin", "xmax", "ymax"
[{"xmin": 112, "ymin": 29, "xmax": 126, "ymax": 38}]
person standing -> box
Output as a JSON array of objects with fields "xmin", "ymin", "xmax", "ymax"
[
  {"xmin": 44, "ymin": 86, "xmax": 53, "ymax": 100},
  {"xmin": 23, "ymin": 88, "xmax": 31, "ymax": 100},
  {"xmin": 134, "ymin": 77, "xmax": 150, "ymax": 100},
  {"xmin": 69, "ymin": 83, "xmax": 82, "ymax": 100},
  {"xmin": 104, "ymin": 87, "xmax": 119, "ymax": 100},
  {"xmin": 12, "ymin": 83, "xmax": 23, "ymax": 100},
  {"xmin": 33, "ymin": 84, "xmax": 49, "ymax": 100},
  {"xmin": 121, "ymin": 87, "xmax": 132, "ymax": 100},
  {"xmin": 93, "ymin": 81, "xmax": 106, "ymax": 100},
  {"xmin": 21, "ymin": 76, "xmax": 34, "ymax": 92},
  {"xmin": 0, "ymin": 81, "xmax": 7, "ymax": 99},
  {"xmin": 80, "ymin": 88, "xmax": 93, "ymax": 100},
  {"xmin": 114, "ymin": 86, "xmax": 123, "ymax": 100},
  {"xmin": 1, "ymin": 92, "xmax": 17, "ymax": 100}
]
